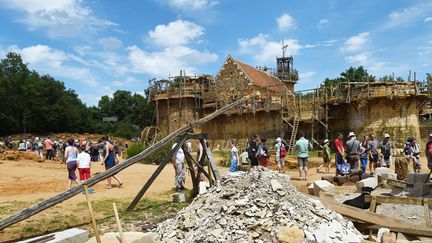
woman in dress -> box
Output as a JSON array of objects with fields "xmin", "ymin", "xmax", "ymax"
[
  {"xmin": 64, "ymin": 138, "xmax": 79, "ymax": 189},
  {"xmin": 228, "ymin": 139, "xmax": 239, "ymax": 172},
  {"xmin": 101, "ymin": 136, "xmax": 123, "ymax": 189}
]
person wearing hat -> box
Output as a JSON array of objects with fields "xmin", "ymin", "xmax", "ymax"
[
  {"xmin": 346, "ymin": 132, "xmax": 361, "ymax": 170},
  {"xmin": 426, "ymin": 134, "xmax": 432, "ymax": 171},
  {"xmin": 380, "ymin": 133, "xmax": 394, "ymax": 168},
  {"xmin": 317, "ymin": 139, "xmax": 331, "ymax": 173},
  {"xmin": 275, "ymin": 137, "xmax": 287, "ymax": 173},
  {"xmin": 411, "ymin": 138, "xmax": 421, "ymax": 173}
]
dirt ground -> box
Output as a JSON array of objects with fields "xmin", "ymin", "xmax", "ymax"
[{"xmin": 1, "ymin": 153, "xmax": 429, "ymax": 241}]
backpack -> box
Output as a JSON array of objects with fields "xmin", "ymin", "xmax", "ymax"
[{"xmin": 280, "ymin": 144, "xmax": 287, "ymax": 157}]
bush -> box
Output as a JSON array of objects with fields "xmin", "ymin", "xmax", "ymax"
[{"xmin": 126, "ymin": 142, "xmax": 173, "ymax": 165}]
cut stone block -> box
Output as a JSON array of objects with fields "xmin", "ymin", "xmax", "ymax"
[
  {"xmin": 375, "ymin": 167, "xmax": 394, "ymax": 177},
  {"xmin": 171, "ymin": 192, "xmax": 185, "ymax": 202},
  {"xmin": 21, "ymin": 228, "xmax": 88, "ymax": 243},
  {"xmin": 313, "ymin": 180, "xmax": 335, "ymax": 197},
  {"xmin": 378, "ymin": 172, "xmax": 397, "ymax": 183},
  {"xmin": 411, "ymin": 183, "xmax": 431, "ymax": 197},
  {"xmin": 307, "ymin": 183, "xmax": 314, "ymax": 195},
  {"xmin": 87, "ymin": 232, "xmax": 156, "ymax": 243},
  {"xmin": 347, "ymin": 175, "xmax": 361, "ymax": 183},
  {"xmin": 356, "ymin": 177, "xmax": 378, "ymax": 192},
  {"xmin": 407, "ymin": 173, "xmax": 430, "ymax": 185}
]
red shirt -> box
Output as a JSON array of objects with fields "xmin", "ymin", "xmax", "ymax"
[
  {"xmin": 335, "ymin": 139, "xmax": 344, "ymax": 155},
  {"xmin": 44, "ymin": 139, "xmax": 53, "ymax": 150}
]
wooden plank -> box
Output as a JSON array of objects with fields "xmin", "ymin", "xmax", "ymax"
[
  {"xmin": 369, "ymin": 196, "xmax": 377, "ymax": 213},
  {"xmin": 425, "ymin": 200, "xmax": 431, "ymax": 227},
  {"xmin": 387, "ymin": 179, "xmax": 408, "ymax": 188},
  {"xmin": 201, "ymin": 139, "xmax": 221, "ymax": 182},
  {"xmin": 316, "ymin": 196, "xmax": 432, "ymax": 237},
  {"xmin": 364, "ymin": 195, "xmax": 432, "ymax": 206},
  {"xmin": 186, "ymin": 133, "xmax": 208, "ymax": 140},
  {"xmin": 0, "ymin": 94, "xmax": 254, "ymax": 230},
  {"xmin": 84, "ymin": 185, "xmax": 101, "ymax": 243},
  {"xmin": 127, "ymin": 135, "xmax": 187, "ymax": 211}
]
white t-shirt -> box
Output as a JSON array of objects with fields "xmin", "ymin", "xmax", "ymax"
[
  {"xmin": 172, "ymin": 143, "xmax": 185, "ymax": 164},
  {"xmin": 240, "ymin": 152, "xmax": 249, "ymax": 164},
  {"xmin": 77, "ymin": 152, "xmax": 91, "ymax": 168}
]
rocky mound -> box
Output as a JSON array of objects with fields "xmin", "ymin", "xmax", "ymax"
[{"xmin": 155, "ymin": 167, "xmax": 363, "ymax": 242}]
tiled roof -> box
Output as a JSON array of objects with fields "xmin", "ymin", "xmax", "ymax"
[{"xmin": 236, "ymin": 60, "xmax": 285, "ymax": 94}]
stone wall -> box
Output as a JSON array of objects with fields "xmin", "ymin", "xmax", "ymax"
[
  {"xmin": 215, "ymin": 57, "xmax": 249, "ymax": 103},
  {"xmin": 156, "ymin": 98, "xmax": 199, "ymax": 134},
  {"xmin": 329, "ymin": 97, "xmax": 421, "ymax": 145}
]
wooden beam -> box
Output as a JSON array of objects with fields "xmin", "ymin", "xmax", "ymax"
[
  {"xmin": 183, "ymin": 148, "xmax": 213, "ymax": 183},
  {"xmin": 127, "ymin": 135, "xmax": 187, "ymax": 211},
  {"xmin": 182, "ymin": 144, "xmax": 199, "ymax": 197},
  {"xmin": 364, "ymin": 195, "xmax": 432, "ymax": 206},
  {"xmin": 201, "ymin": 139, "xmax": 221, "ymax": 182},
  {"xmin": 316, "ymin": 196, "xmax": 432, "ymax": 237},
  {"xmin": 186, "ymin": 132, "xmax": 208, "ymax": 140},
  {"xmin": 0, "ymin": 94, "xmax": 254, "ymax": 230}
]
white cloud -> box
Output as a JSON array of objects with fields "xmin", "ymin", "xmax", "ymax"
[
  {"xmin": 276, "ymin": 13, "xmax": 295, "ymax": 31},
  {"xmin": 345, "ymin": 52, "xmax": 371, "ymax": 65},
  {"xmin": 148, "ymin": 20, "xmax": 204, "ymax": 47},
  {"xmin": 238, "ymin": 33, "xmax": 302, "ymax": 64},
  {"xmin": 127, "ymin": 45, "xmax": 218, "ymax": 78},
  {"xmin": 1, "ymin": 0, "xmax": 117, "ymax": 38},
  {"xmin": 5, "ymin": 44, "xmax": 98, "ymax": 87},
  {"xmin": 300, "ymin": 71, "xmax": 315, "ymax": 80},
  {"xmin": 341, "ymin": 32, "xmax": 370, "ymax": 52},
  {"xmin": 98, "ymin": 37, "xmax": 123, "ymax": 49},
  {"xmin": 317, "ymin": 19, "xmax": 328, "ymax": 28},
  {"xmin": 425, "ymin": 17, "xmax": 432, "ymax": 23},
  {"xmin": 162, "ymin": 0, "xmax": 219, "ymax": 10},
  {"xmin": 385, "ymin": 2, "xmax": 432, "ymax": 28}
]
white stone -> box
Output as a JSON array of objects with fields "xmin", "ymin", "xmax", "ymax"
[
  {"xmin": 375, "ymin": 167, "xmax": 394, "ymax": 177},
  {"xmin": 171, "ymin": 192, "xmax": 185, "ymax": 202},
  {"xmin": 271, "ymin": 179, "xmax": 283, "ymax": 191},
  {"xmin": 356, "ymin": 177, "xmax": 378, "ymax": 192},
  {"xmin": 21, "ymin": 228, "xmax": 88, "ymax": 243},
  {"xmin": 199, "ymin": 181, "xmax": 207, "ymax": 194},
  {"xmin": 377, "ymin": 227, "xmax": 391, "ymax": 243},
  {"xmin": 313, "ymin": 180, "xmax": 335, "ymax": 197},
  {"xmin": 87, "ymin": 232, "xmax": 156, "ymax": 243}
]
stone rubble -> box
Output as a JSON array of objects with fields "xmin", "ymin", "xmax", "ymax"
[{"xmin": 154, "ymin": 167, "xmax": 363, "ymax": 242}]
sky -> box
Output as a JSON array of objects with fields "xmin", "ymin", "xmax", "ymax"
[{"xmin": 0, "ymin": 0, "xmax": 431, "ymax": 106}]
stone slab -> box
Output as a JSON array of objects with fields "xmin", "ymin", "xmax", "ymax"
[
  {"xmin": 20, "ymin": 228, "xmax": 88, "ymax": 243},
  {"xmin": 87, "ymin": 232, "xmax": 156, "ymax": 243},
  {"xmin": 313, "ymin": 180, "xmax": 335, "ymax": 197},
  {"xmin": 407, "ymin": 173, "xmax": 430, "ymax": 185},
  {"xmin": 356, "ymin": 177, "xmax": 378, "ymax": 192},
  {"xmin": 171, "ymin": 192, "xmax": 185, "ymax": 202},
  {"xmin": 375, "ymin": 167, "xmax": 394, "ymax": 177}
]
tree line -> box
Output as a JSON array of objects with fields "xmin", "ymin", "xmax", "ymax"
[{"xmin": 0, "ymin": 52, "xmax": 154, "ymax": 138}]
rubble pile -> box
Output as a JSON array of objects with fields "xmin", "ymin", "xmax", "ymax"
[{"xmin": 155, "ymin": 167, "xmax": 363, "ymax": 242}]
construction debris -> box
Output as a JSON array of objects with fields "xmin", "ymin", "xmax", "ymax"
[{"xmin": 154, "ymin": 167, "xmax": 363, "ymax": 242}]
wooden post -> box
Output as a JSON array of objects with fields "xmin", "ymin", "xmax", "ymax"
[
  {"xmin": 369, "ymin": 196, "xmax": 377, "ymax": 213},
  {"xmin": 127, "ymin": 135, "xmax": 188, "ymax": 211},
  {"xmin": 113, "ymin": 202, "xmax": 125, "ymax": 243},
  {"xmin": 200, "ymin": 139, "xmax": 221, "ymax": 182},
  {"xmin": 183, "ymin": 144, "xmax": 199, "ymax": 197},
  {"xmin": 425, "ymin": 201, "xmax": 431, "ymax": 227},
  {"xmin": 84, "ymin": 185, "xmax": 101, "ymax": 243},
  {"xmin": 183, "ymin": 148, "xmax": 212, "ymax": 183}
]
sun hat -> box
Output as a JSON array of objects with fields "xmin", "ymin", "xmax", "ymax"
[
  {"xmin": 276, "ymin": 137, "xmax": 282, "ymax": 142},
  {"xmin": 324, "ymin": 139, "xmax": 329, "ymax": 144},
  {"xmin": 384, "ymin": 133, "xmax": 390, "ymax": 138},
  {"xmin": 348, "ymin": 132, "xmax": 356, "ymax": 137}
]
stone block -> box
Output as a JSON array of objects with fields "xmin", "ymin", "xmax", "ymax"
[
  {"xmin": 313, "ymin": 180, "xmax": 335, "ymax": 197},
  {"xmin": 321, "ymin": 175, "xmax": 335, "ymax": 183},
  {"xmin": 356, "ymin": 177, "xmax": 378, "ymax": 192},
  {"xmin": 87, "ymin": 232, "xmax": 156, "ymax": 243},
  {"xmin": 277, "ymin": 226, "xmax": 304, "ymax": 243},
  {"xmin": 334, "ymin": 176, "xmax": 348, "ymax": 185},
  {"xmin": 378, "ymin": 173, "xmax": 398, "ymax": 183},
  {"xmin": 407, "ymin": 173, "xmax": 430, "ymax": 185},
  {"xmin": 21, "ymin": 228, "xmax": 88, "ymax": 243},
  {"xmin": 199, "ymin": 181, "xmax": 208, "ymax": 194},
  {"xmin": 411, "ymin": 183, "xmax": 431, "ymax": 197},
  {"xmin": 307, "ymin": 183, "xmax": 314, "ymax": 195},
  {"xmin": 375, "ymin": 167, "xmax": 394, "ymax": 177},
  {"xmin": 171, "ymin": 192, "xmax": 185, "ymax": 202},
  {"xmin": 348, "ymin": 175, "xmax": 361, "ymax": 183}
]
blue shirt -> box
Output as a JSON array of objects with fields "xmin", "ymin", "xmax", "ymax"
[{"xmin": 295, "ymin": 137, "xmax": 310, "ymax": 158}]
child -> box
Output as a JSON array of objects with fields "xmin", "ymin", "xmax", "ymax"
[{"xmin": 77, "ymin": 145, "xmax": 94, "ymax": 193}]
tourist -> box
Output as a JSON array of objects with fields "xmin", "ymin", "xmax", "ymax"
[
  {"xmin": 44, "ymin": 136, "xmax": 54, "ymax": 160},
  {"xmin": 53, "ymin": 139, "xmax": 60, "ymax": 161},
  {"xmin": 90, "ymin": 141, "xmax": 99, "ymax": 162},
  {"xmin": 256, "ymin": 137, "xmax": 269, "ymax": 167},
  {"xmin": 228, "ymin": 139, "xmax": 239, "ymax": 172},
  {"xmin": 412, "ymin": 138, "xmax": 421, "ymax": 173},
  {"xmin": 34, "ymin": 137, "xmax": 43, "ymax": 159},
  {"xmin": 64, "ymin": 138, "xmax": 79, "ymax": 189},
  {"xmin": 360, "ymin": 135, "xmax": 369, "ymax": 175},
  {"xmin": 6, "ymin": 136, "xmax": 13, "ymax": 149},
  {"xmin": 380, "ymin": 134, "xmax": 393, "ymax": 168},
  {"xmin": 18, "ymin": 140, "xmax": 26, "ymax": 151},
  {"xmin": 275, "ymin": 137, "xmax": 286, "ymax": 173},
  {"xmin": 26, "ymin": 139, "xmax": 32, "ymax": 152},
  {"xmin": 172, "ymin": 140, "xmax": 186, "ymax": 191},
  {"xmin": 346, "ymin": 132, "xmax": 360, "ymax": 171},
  {"xmin": 426, "ymin": 134, "xmax": 432, "ymax": 171},
  {"xmin": 0, "ymin": 138, "xmax": 4, "ymax": 153},
  {"xmin": 77, "ymin": 144, "xmax": 94, "ymax": 193},
  {"xmin": 114, "ymin": 141, "xmax": 120, "ymax": 160},
  {"xmin": 368, "ymin": 134, "xmax": 380, "ymax": 172},
  {"xmin": 334, "ymin": 133, "xmax": 347, "ymax": 175},
  {"xmin": 295, "ymin": 132, "xmax": 311, "ymax": 180},
  {"xmin": 317, "ymin": 139, "xmax": 331, "ymax": 173},
  {"xmin": 101, "ymin": 136, "xmax": 123, "ymax": 189},
  {"xmin": 247, "ymin": 135, "xmax": 259, "ymax": 167}
]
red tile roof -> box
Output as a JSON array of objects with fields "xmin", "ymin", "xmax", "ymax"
[{"xmin": 236, "ymin": 60, "xmax": 285, "ymax": 94}]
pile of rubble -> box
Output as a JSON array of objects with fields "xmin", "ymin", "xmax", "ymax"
[{"xmin": 155, "ymin": 167, "xmax": 363, "ymax": 242}]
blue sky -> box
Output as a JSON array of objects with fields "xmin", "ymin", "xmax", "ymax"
[{"xmin": 0, "ymin": 0, "xmax": 431, "ymax": 105}]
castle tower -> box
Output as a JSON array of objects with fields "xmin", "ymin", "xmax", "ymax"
[{"xmin": 276, "ymin": 43, "xmax": 299, "ymax": 93}]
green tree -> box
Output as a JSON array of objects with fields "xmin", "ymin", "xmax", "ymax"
[{"xmin": 324, "ymin": 66, "xmax": 376, "ymax": 86}]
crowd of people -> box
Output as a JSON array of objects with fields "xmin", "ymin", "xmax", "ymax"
[{"xmin": 1, "ymin": 135, "xmax": 127, "ymax": 190}]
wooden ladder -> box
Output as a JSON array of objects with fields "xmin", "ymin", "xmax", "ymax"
[{"xmin": 287, "ymin": 116, "xmax": 300, "ymax": 154}]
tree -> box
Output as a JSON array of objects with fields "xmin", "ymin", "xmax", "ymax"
[{"xmin": 324, "ymin": 66, "xmax": 376, "ymax": 86}]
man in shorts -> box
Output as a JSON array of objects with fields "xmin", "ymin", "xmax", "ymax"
[
  {"xmin": 368, "ymin": 134, "xmax": 380, "ymax": 172},
  {"xmin": 380, "ymin": 133, "xmax": 394, "ymax": 168},
  {"xmin": 295, "ymin": 132, "xmax": 311, "ymax": 180},
  {"xmin": 346, "ymin": 132, "xmax": 361, "ymax": 170}
]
